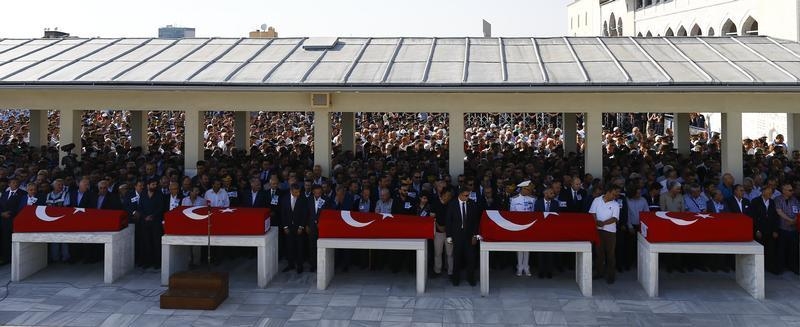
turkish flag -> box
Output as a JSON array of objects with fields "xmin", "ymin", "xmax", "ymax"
[
  {"xmin": 164, "ymin": 206, "xmax": 270, "ymax": 235},
  {"xmin": 318, "ymin": 210, "xmax": 434, "ymax": 239},
  {"xmin": 479, "ymin": 210, "xmax": 600, "ymax": 244},
  {"xmin": 640, "ymin": 211, "xmax": 752, "ymax": 243},
  {"xmin": 14, "ymin": 205, "xmax": 128, "ymax": 233}
]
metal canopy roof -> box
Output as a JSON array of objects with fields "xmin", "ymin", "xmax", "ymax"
[{"xmin": 1, "ymin": 36, "xmax": 800, "ymax": 90}]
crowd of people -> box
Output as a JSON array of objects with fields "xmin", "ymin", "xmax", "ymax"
[{"xmin": 0, "ymin": 110, "xmax": 797, "ymax": 286}]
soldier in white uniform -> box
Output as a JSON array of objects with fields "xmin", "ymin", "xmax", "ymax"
[{"xmin": 510, "ymin": 180, "xmax": 536, "ymax": 276}]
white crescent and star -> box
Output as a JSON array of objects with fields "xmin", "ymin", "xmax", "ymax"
[
  {"xmin": 654, "ymin": 211, "xmax": 699, "ymax": 226},
  {"xmin": 182, "ymin": 206, "xmax": 210, "ymax": 220},
  {"xmin": 486, "ymin": 210, "xmax": 536, "ymax": 232},
  {"xmin": 182, "ymin": 206, "xmax": 237, "ymax": 220},
  {"xmin": 34, "ymin": 206, "xmax": 88, "ymax": 222},
  {"xmin": 341, "ymin": 211, "xmax": 375, "ymax": 228},
  {"xmin": 35, "ymin": 206, "xmax": 65, "ymax": 222},
  {"xmin": 542, "ymin": 212, "xmax": 559, "ymax": 219}
]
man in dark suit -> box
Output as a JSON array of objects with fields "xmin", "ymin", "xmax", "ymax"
[
  {"xmin": 264, "ymin": 176, "xmax": 284, "ymax": 259},
  {"xmin": 139, "ymin": 178, "xmax": 165, "ymax": 269},
  {"xmin": 748, "ymin": 185, "xmax": 780, "ymax": 273},
  {"xmin": 723, "ymin": 184, "xmax": 753, "ymax": 272},
  {"xmin": 69, "ymin": 178, "xmax": 98, "ymax": 263},
  {"xmin": 281, "ymin": 183, "xmax": 308, "ymax": 273},
  {"xmin": 307, "ymin": 185, "xmax": 332, "ymax": 272},
  {"xmin": 446, "ymin": 188, "xmax": 480, "ymax": 286},
  {"xmin": 561, "ymin": 177, "xmax": 588, "ymax": 213},
  {"xmin": 240, "ymin": 177, "xmax": 268, "ymax": 208},
  {"xmin": 330, "ymin": 186, "xmax": 356, "ymax": 271},
  {"xmin": 0, "ymin": 178, "xmax": 27, "ymax": 264},
  {"xmin": 534, "ymin": 188, "xmax": 560, "ymax": 278},
  {"xmin": 96, "ymin": 180, "xmax": 122, "ymax": 210},
  {"xmin": 724, "ymin": 184, "xmax": 751, "ymax": 214}
]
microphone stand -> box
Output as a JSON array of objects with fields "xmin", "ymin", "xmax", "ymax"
[{"xmin": 207, "ymin": 203, "xmax": 212, "ymax": 271}]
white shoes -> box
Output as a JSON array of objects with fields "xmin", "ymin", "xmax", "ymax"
[{"xmin": 516, "ymin": 269, "xmax": 532, "ymax": 277}]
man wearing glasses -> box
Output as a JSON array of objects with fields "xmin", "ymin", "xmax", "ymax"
[{"xmin": 775, "ymin": 183, "xmax": 799, "ymax": 274}]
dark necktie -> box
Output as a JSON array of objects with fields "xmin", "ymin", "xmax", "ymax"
[
  {"xmin": 461, "ymin": 202, "xmax": 466, "ymax": 228},
  {"xmin": 545, "ymin": 201, "xmax": 550, "ymax": 212}
]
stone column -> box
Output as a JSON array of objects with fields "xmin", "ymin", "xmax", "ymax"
[
  {"xmin": 674, "ymin": 113, "xmax": 690, "ymax": 156},
  {"xmin": 721, "ymin": 112, "xmax": 744, "ymax": 183},
  {"xmin": 563, "ymin": 113, "xmax": 577, "ymax": 156},
  {"xmin": 234, "ymin": 111, "xmax": 251, "ymax": 153},
  {"xmin": 313, "ymin": 110, "xmax": 332, "ymax": 177},
  {"xmin": 786, "ymin": 113, "xmax": 800, "ymax": 151},
  {"xmin": 340, "ymin": 112, "xmax": 355, "ymax": 154},
  {"xmin": 448, "ymin": 111, "xmax": 465, "ymax": 180},
  {"xmin": 184, "ymin": 110, "xmax": 204, "ymax": 178},
  {"xmin": 28, "ymin": 110, "xmax": 50, "ymax": 147},
  {"xmin": 584, "ymin": 111, "xmax": 603, "ymax": 180},
  {"xmin": 129, "ymin": 111, "xmax": 148, "ymax": 152},
  {"xmin": 58, "ymin": 109, "xmax": 82, "ymax": 165}
]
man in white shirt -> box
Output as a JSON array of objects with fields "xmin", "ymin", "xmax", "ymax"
[
  {"xmin": 204, "ymin": 179, "xmax": 229, "ymax": 208},
  {"xmin": 509, "ymin": 180, "xmax": 536, "ymax": 277},
  {"xmin": 589, "ymin": 184, "xmax": 621, "ymax": 284},
  {"xmin": 167, "ymin": 182, "xmax": 182, "ymax": 211}
]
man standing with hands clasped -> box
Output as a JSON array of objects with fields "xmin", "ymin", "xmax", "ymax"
[
  {"xmin": 590, "ymin": 184, "xmax": 621, "ymax": 284},
  {"xmin": 446, "ymin": 188, "xmax": 480, "ymax": 286},
  {"xmin": 510, "ymin": 180, "xmax": 535, "ymax": 277}
]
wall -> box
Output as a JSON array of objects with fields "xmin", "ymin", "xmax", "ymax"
[
  {"xmin": 568, "ymin": 0, "xmax": 602, "ymax": 36},
  {"xmin": 570, "ymin": 0, "xmax": 800, "ymax": 41}
]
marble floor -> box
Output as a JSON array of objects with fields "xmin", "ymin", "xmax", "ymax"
[{"xmin": 1, "ymin": 257, "xmax": 800, "ymax": 326}]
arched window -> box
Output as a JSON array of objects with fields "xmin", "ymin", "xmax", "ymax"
[
  {"xmin": 646, "ymin": 31, "xmax": 653, "ymax": 37},
  {"xmin": 677, "ymin": 26, "xmax": 687, "ymax": 36},
  {"xmin": 665, "ymin": 28, "xmax": 674, "ymax": 37},
  {"xmin": 742, "ymin": 16, "xmax": 758, "ymax": 35},
  {"xmin": 708, "ymin": 27, "xmax": 715, "ymax": 36},
  {"xmin": 722, "ymin": 19, "xmax": 737, "ymax": 36},
  {"xmin": 571, "ymin": 17, "xmax": 574, "ymax": 29},
  {"xmin": 584, "ymin": 13, "xmax": 588, "ymax": 26},
  {"xmin": 617, "ymin": 18, "xmax": 623, "ymax": 35},
  {"xmin": 690, "ymin": 24, "xmax": 702, "ymax": 36},
  {"xmin": 603, "ymin": 21, "xmax": 609, "ymax": 36},
  {"xmin": 609, "ymin": 14, "xmax": 617, "ymax": 36}
]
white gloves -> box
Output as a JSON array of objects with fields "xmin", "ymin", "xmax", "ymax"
[{"xmin": 446, "ymin": 237, "xmax": 453, "ymax": 244}]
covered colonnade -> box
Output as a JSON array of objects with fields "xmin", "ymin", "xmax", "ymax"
[{"xmin": 1, "ymin": 36, "xmax": 800, "ymax": 181}]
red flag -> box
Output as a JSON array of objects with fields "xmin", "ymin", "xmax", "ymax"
[
  {"xmin": 479, "ymin": 210, "xmax": 600, "ymax": 244},
  {"xmin": 318, "ymin": 210, "xmax": 434, "ymax": 239},
  {"xmin": 14, "ymin": 206, "xmax": 128, "ymax": 233},
  {"xmin": 640, "ymin": 211, "xmax": 752, "ymax": 243},
  {"xmin": 164, "ymin": 206, "xmax": 270, "ymax": 235}
]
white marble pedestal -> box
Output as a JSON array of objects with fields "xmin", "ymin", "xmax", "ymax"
[
  {"xmin": 11, "ymin": 225, "xmax": 135, "ymax": 284},
  {"xmin": 479, "ymin": 241, "xmax": 592, "ymax": 297},
  {"xmin": 160, "ymin": 228, "xmax": 278, "ymax": 288},
  {"xmin": 317, "ymin": 238, "xmax": 428, "ymax": 294},
  {"xmin": 637, "ymin": 234, "xmax": 764, "ymax": 299}
]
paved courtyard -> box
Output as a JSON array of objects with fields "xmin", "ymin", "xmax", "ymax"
[{"xmin": 1, "ymin": 257, "xmax": 800, "ymax": 326}]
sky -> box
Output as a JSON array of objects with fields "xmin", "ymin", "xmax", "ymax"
[{"xmin": 1, "ymin": 0, "xmax": 572, "ymax": 38}]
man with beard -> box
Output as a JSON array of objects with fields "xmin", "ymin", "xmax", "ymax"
[{"xmin": 139, "ymin": 179, "xmax": 165, "ymax": 269}]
